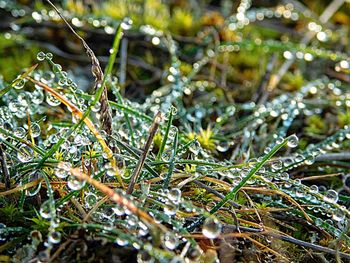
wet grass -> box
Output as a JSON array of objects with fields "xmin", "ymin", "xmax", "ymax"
[{"xmin": 0, "ymin": 0, "xmax": 350, "ymax": 262}]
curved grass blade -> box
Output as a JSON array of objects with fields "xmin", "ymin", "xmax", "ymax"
[
  {"xmin": 0, "ymin": 64, "xmax": 38, "ymax": 97},
  {"xmin": 187, "ymin": 137, "xmax": 289, "ymax": 231}
]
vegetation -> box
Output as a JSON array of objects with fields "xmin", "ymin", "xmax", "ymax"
[{"xmin": 0, "ymin": 0, "xmax": 350, "ymax": 262}]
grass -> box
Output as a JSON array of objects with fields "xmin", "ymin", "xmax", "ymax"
[{"xmin": 0, "ymin": 0, "xmax": 350, "ymax": 262}]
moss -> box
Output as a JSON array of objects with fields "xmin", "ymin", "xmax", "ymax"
[{"xmin": 305, "ymin": 115, "xmax": 327, "ymax": 134}]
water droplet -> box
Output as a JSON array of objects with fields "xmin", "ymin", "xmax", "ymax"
[
  {"xmin": 280, "ymin": 172, "xmax": 289, "ymax": 180},
  {"xmin": 309, "ymin": 185, "xmax": 318, "ymax": 194},
  {"xmin": 332, "ymin": 209, "xmax": 345, "ymax": 222},
  {"xmin": 115, "ymin": 237, "xmax": 129, "ymax": 246},
  {"xmin": 202, "ymin": 217, "xmax": 222, "ymax": 239},
  {"xmin": 304, "ymin": 156, "xmax": 315, "ymax": 165},
  {"xmin": 37, "ymin": 51, "xmax": 46, "ymax": 61},
  {"xmin": 14, "ymin": 79, "xmax": 25, "ymax": 89},
  {"xmin": 84, "ymin": 193, "xmax": 98, "ymax": 208},
  {"xmin": 17, "ymin": 144, "xmax": 33, "ymax": 162},
  {"xmin": 25, "ymin": 171, "xmax": 42, "ymax": 196},
  {"xmin": 287, "ymin": 134, "xmax": 298, "ymax": 148},
  {"xmin": 67, "ymin": 176, "xmax": 86, "ymax": 191},
  {"xmin": 52, "ymin": 63, "xmax": 62, "ymax": 74},
  {"xmin": 46, "ymin": 52, "xmax": 53, "ymax": 60},
  {"xmin": 323, "ymin": 189, "xmax": 338, "ymax": 204},
  {"xmin": 217, "ymin": 141, "xmax": 229, "ymax": 152},
  {"xmin": 39, "ymin": 200, "xmax": 51, "ymax": 219},
  {"xmin": 164, "ymin": 201, "xmax": 178, "ymax": 216},
  {"xmin": 271, "ymin": 160, "xmax": 283, "ymax": 170},
  {"xmin": 46, "ymin": 93, "xmax": 61, "ymax": 106},
  {"xmin": 295, "ymin": 188, "xmax": 305, "ymax": 198},
  {"xmin": 121, "ymin": 17, "xmax": 133, "ymax": 30},
  {"xmin": 92, "ymin": 101, "xmax": 101, "ymax": 112},
  {"xmin": 168, "ymin": 188, "xmax": 181, "ymax": 203},
  {"xmin": 152, "ymin": 36, "xmax": 160, "ymax": 45},
  {"xmin": 163, "ymin": 232, "xmax": 178, "ymax": 250},
  {"xmin": 14, "ymin": 127, "xmax": 26, "ymax": 138},
  {"xmin": 32, "ymin": 89, "xmax": 44, "ymax": 104},
  {"xmin": 30, "ymin": 123, "xmax": 41, "ymax": 138},
  {"xmin": 55, "ymin": 163, "xmax": 70, "ymax": 179},
  {"xmin": 48, "ymin": 231, "xmax": 61, "ymax": 244},
  {"xmin": 104, "ymin": 162, "xmax": 116, "ymax": 177}
]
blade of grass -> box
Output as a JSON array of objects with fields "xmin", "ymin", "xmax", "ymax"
[
  {"xmin": 163, "ymin": 131, "xmax": 178, "ymax": 189},
  {"xmin": 156, "ymin": 109, "xmax": 174, "ymax": 160},
  {"xmin": 209, "ymin": 138, "xmax": 288, "ymax": 214},
  {"xmin": 187, "ymin": 137, "xmax": 289, "ymax": 231},
  {"xmin": 0, "ymin": 64, "xmax": 38, "ymax": 97}
]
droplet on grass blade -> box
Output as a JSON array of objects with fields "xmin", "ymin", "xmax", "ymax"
[
  {"xmin": 287, "ymin": 134, "xmax": 299, "ymax": 148},
  {"xmin": 121, "ymin": 17, "xmax": 133, "ymax": 30},
  {"xmin": 36, "ymin": 51, "xmax": 46, "ymax": 61},
  {"xmin": 323, "ymin": 189, "xmax": 338, "ymax": 204}
]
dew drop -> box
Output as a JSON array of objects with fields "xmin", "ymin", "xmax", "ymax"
[
  {"xmin": 48, "ymin": 231, "xmax": 61, "ymax": 244},
  {"xmin": 163, "ymin": 232, "xmax": 178, "ymax": 250},
  {"xmin": 39, "ymin": 200, "xmax": 51, "ymax": 219},
  {"xmin": 37, "ymin": 51, "xmax": 46, "ymax": 61},
  {"xmin": 46, "ymin": 52, "xmax": 53, "ymax": 60},
  {"xmin": 309, "ymin": 185, "xmax": 318, "ymax": 194},
  {"xmin": 323, "ymin": 189, "xmax": 338, "ymax": 204},
  {"xmin": 14, "ymin": 127, "xmax": 26, "ymax": 138},
  {"xmin": 25, "ymin": 171, "xmax": 42, "ymax": 196},
  {"xmin": 17, "ymin": 144, "xmax": 33, "ymax": 162},
  {"xmin": 202, "ymin": 217, "xmax": 222, "ymax": 239},
  {"xmin": 121, "ymin": 17, "xmax": 133, "ymax": 30},
  {"xmin": 287, "ymin": 134, "xmax": 298, "ymax": 148},
  {"xmin": 115, "ymin": 237, "xmax": 129, "ymax": 246},
  {"xmin": 164, "ymin": 201, "xmax": 178, "ymax": 216},
  {"xmin": 52, "ymin": 63, "xmax": 62, "ymax": 74},
  {"xmin": 55, "ymin": 164, "xmax": 70, "ymax": 179},
  {"xmin": 46, "ymin": 93, "xmax": 61, "ymax": 106},
  {"xmin": 112, "ymin": 204, "xmax": 125, "ymax": 216},
  {"xmin": 92, "ymin": 101, "xmax": 101, "ymax": 112},
  {"xmin": 84, "ymin": 193, "xmax": 98, "ymax": 208},
  {"xmin": 30, "ymin": 123, "xmax": 41, "ymax": 138},
  {"xmin": 67, "ymin": 176, "xmax": 86, "ymax": 190},
  {"xmin": 217, "ymin": 141, "xmax": 229, "ymax": 152},
  {"xmin": 168, "ymin": 188, "xmax": 181, "ymax": 203},
  {"xmin": 14, "ymin": 79, "xmax": 25, "ymax": 90},
  {"xmin": 104, "ymin": 162, "xmax": 116, "ymax": 177},
  {"xmin": 332, "ymin": 209, "xmax": 345, "ymax": 222}
]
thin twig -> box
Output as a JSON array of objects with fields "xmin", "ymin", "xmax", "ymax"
[{"xmin": 127, "ymin": 111, "xmax": 162, "ymax": 194}]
